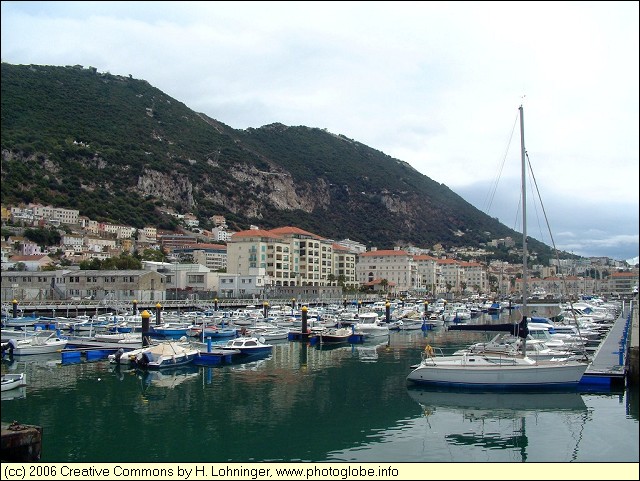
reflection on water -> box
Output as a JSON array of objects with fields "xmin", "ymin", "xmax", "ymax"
[
  {"xmin": 1, "ymin": 385, "xmax": 27, "ymax": 401},
  {"xmin": 406, "ymin": 386, "xmax": 589, "ymax": 461},
  {"xmin": 0, "ymin": 327, "xmax": 637, "ymax": 463}
]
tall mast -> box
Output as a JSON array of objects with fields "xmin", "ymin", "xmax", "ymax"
[{"xmin": 519, "ymin": 105, "xmax": 528, "ymax": 353}]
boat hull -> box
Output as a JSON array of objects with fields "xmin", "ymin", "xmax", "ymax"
[{"xmin": 407, "ymin": 355, "xmax": 588, "ymax": 389}]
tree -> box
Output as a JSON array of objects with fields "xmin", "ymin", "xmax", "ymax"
[{"xmin": 141, "ymin": 248, "xmax": 167, "ymax": 262}]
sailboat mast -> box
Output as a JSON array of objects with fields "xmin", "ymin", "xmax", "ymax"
[
  {"xmin": 519, "ymin": 105, "xmax": 528, "ymax": 353},
  {"xmin": 520, "ymin": 105, "xmax": 527, "ymax": 302}
]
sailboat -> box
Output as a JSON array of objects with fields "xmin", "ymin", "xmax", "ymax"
[{"xmin": 406, "ymin": 105, "xmax": 589, "ymax": 389}]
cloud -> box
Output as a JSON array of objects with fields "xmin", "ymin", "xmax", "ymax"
[{"xmin": 1, "ymin": 1, "xmax": 638, "ymax": 260}]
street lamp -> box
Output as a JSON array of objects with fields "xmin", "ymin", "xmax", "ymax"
[{"xmin": 236, "ymin": 256, "xmax": 243, "ymax": 299}]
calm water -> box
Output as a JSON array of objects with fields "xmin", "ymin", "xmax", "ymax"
[{"xmin": 1, "ymin": 323, "xmax": 638, "ymax": 464}]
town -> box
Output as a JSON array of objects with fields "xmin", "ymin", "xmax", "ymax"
[{"xmin": 1, "ymin": 203, "xmax": 637, "ymax": 305}]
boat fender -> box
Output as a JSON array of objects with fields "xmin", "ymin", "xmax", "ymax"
[
  {"xmin": 115, "ymin": 348, "xmax": 124, "ymax": 363},
  {"xmin": 7, "ymin": 339, "xmax": 18, "ymax": 354}
]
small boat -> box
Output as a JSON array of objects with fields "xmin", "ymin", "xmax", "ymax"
[
  {"xmin": 248, "ymin": 327, "xmax": 290, "ymax": 341},
  {"xmin": 1, "ymin": 372, "xmax": 27, "ymax": 391},
  {"xmin": 93, "ymin": 332, "xmax": 140, "ymax": 344},
  {"xmin": 133, "ymin": 341, "xmax": 199, "ymax": 369},
  {"xmin": 4, "ymin": 330, "xmax": 68, "ymax": 356},
  {"xmin": 316, "ymin": 327, "xmax": 352, "ymax": 344},
  {"xmin": 108, "ymin": 346, "xmax": 150, "ymax": 365},
  {"xmin": 2, "ymin": 315, "xmax": 40, "ymax": 328},
  {"xmin": 221, "ymin": 337, "xmax": 273, "ymax": 356},
  {"xmin": 353, "ymin": 312, "xmax": 390, "ymax": 338},
  {"xmin": 188, "ymin": 325, "xmax": 238, "ymax": 339},
  {"xmin": 149, "ymin": 322, "xmax": 191, "ymax": 338}
]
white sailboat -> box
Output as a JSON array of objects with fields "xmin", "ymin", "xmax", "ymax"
[{"xmin": 407, "ymin": 105, "xmax": 589, "ymax": 389}]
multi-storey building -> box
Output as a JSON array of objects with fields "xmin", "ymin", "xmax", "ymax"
[
  {"xmin": 331, "ymin": 244, "xmax": 358, "ymax": 289},
  {"xmin": 356, "ymin": 248, "xmax": 416, "ymax": 294}
]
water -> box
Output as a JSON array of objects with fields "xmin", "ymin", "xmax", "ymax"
[{"xmin": 1, "ymin": 325, "xmax": 638, "ymax": 464}]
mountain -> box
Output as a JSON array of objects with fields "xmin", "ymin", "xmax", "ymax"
[{"xmin": 1, "ymin": 62, "xmax": 552, "ymax": 258}]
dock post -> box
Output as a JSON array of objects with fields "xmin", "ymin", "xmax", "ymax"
[
  {"xmin": 155, "ymin": 303, "xmax": 162, "ymax": 326},
  {"xmin": 141, "ymin": 310, "xmax": 151, "ymax": 347},
  {"xmin": 12, "ymin": 299, "xmax": 18, "ymax": 318},
  {"xmin": 385, "ymin": 301, "xmax": 391, "ymax": 323},
  {"xmin": 133, "ymin": 299, "xmax": 138, "ymax": 315},
  {"xmin": 301, "ymin": 306, "xmax": 308, "ymax": 334}
]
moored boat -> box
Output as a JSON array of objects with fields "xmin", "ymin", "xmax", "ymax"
[
  {"xmin": 221, "ymin": 337, "xmax": 273, "ymax": 356},
  {"xmin": 406, "ymin": 105, "xmax": 590, "ymax": 390},
  {"xmin": 3, "ymin": 330, "xmax": 68, "ymax": 356},
  {"xmin": 132, "ymin": 341, "xmax": 199, "ymax": 369}
]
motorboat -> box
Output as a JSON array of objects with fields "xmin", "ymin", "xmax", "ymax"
[
  {"xmin": 93, "ymin": 332, "xmax": 140, "ymax": 344},
  {"xmin": 316, "ymin": 327, "xmax": 352, "ymax": 343},
  {"xmin": 132, "ymin": 341, "xmax": 199, "ymax": 369},
  {"xmin": 353, "ymin": 312, "xmax": 389, "ymax": 338},
  {"xmin": 221, "ymin": 337, "xmax": 273, "ymax": 356},
  {"xmin": 3, "ymin": 330, "xmax": 68, "ymax": 356}
]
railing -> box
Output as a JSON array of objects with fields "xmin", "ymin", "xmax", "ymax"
[{"xmin": 2, "ymin": 296, "xmax": 384, "ymax": 315}]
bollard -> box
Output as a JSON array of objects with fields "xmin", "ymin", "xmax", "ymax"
[
  {"xmin": 141, "ymin": 310, "xmax": 151, "ymax": 347},
  {"xmin": 155, "ymin": 303, "xmax": 162, "ymax": 326}
]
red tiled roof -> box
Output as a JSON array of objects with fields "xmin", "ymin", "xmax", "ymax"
[
  {"xmin": 268, "ymin": 226, "xmax": 325, "ymax": 239},
  {"xmin": 360, "ymin": 249, "xmax": 409, "ymax": 257}
]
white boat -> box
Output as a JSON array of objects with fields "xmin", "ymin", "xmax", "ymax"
[
  {"xmin": 108, "ymin": 346, "xmax": 150, "ymax": 365},
  {"xmin": 407, "ymin": 106, "xmax": 589, "ymax": 389},
  {"xmin": 1, "ymin": 372, "xmax": 27, "ymax": 391},
  {"xmin": 4, "ymin": 330, "xmax": 68, "ymax": 355},
  {"xmin": 452, "ymin": 333, "xmax": 584, "ymax": 361},
  {"xmin": 132, "ymin": 341, "xmax": 199, "ymax": 369},
  {"xmin": 353, "ymin": 312, "xmax": 389, "ymax": 338},
  {"xmin": 248, "ymin": 326, "xmax": 290, "ymax": 341},
  {"xmin": 316, "ymin": 326, "xmax": 352, "ymax": 344},
  {"xmin": 221, "ymin": 337, "xmax": 273, "ymax": 356},
  {"xmin": 93, "ymin": 332, "xmax": 140, "ymax": 344}
]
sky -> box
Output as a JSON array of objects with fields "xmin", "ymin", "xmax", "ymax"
[{"xmin": 1, "ymin": 1, "xmax": 638, "ymax": 263}]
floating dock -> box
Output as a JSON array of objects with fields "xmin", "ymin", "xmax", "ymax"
[
  {"xmin": 579, "ymin": 306, "xmax": 633, "ymax": 389},
  {"xmin": 192, "ymin": 348, "xmax": 240, "ymax": 366}
]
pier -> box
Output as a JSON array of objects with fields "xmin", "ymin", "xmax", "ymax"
[{"xmin": 579, "ymin": 300, "xmax": 636, "ymax": 389}]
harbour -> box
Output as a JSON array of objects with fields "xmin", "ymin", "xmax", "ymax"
[{"xmin": 0, "ymin": 303, "xmax": 638, "ymax": 464}]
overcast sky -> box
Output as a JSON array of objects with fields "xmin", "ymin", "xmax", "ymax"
[{"xmin": 2, "ymin": 1, "xmax": 638, "ymax": 262}]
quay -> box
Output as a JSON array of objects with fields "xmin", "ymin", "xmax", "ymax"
[{"xmin": 1, "ymin": 421, "xmax": 42, "ymax": 461}]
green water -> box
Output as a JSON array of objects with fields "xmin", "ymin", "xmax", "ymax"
[{"xmin": 1, "ymin": 328, "xmax": 638, "ymax": 463}]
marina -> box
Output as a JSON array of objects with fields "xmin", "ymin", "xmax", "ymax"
[{"xmin": 0, "ymin": 300, "xmax": 637, "ymax": 463}]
